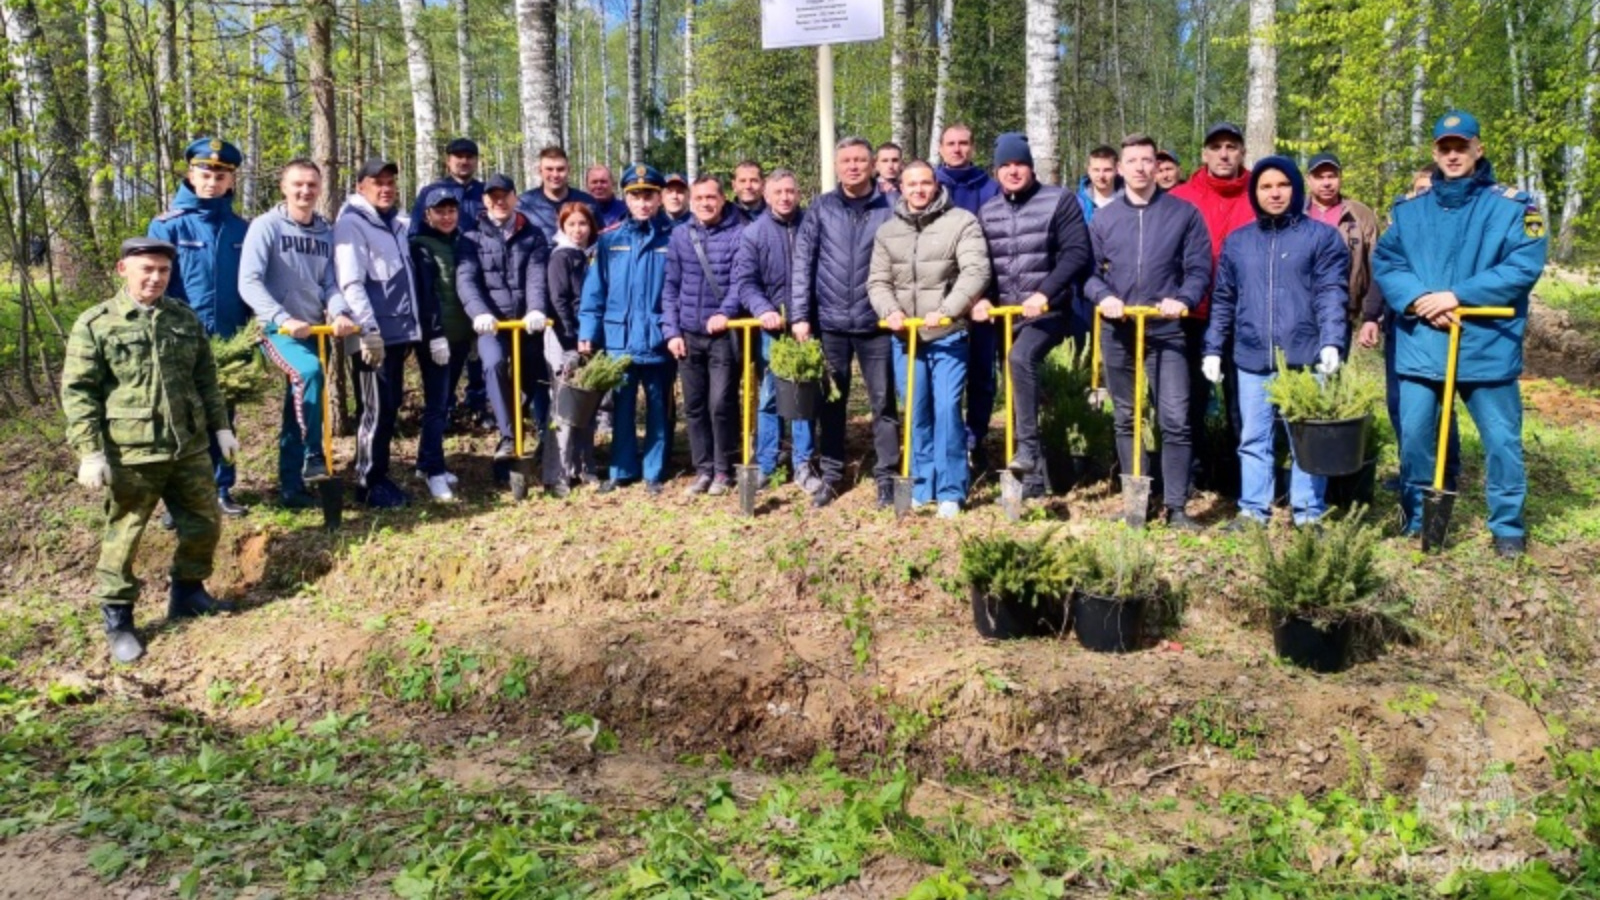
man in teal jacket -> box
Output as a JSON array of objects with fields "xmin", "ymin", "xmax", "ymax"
[
  {"xmin": 1373, "ymin": 111, "xmax": 1547, "ymax": 557},
  {"xmin": 148, "ymin": 137, "xmax": 251, "ymax": 517},
  {"xmin": 578, "ymin": 164, "xmax": 674, "ymax": 494}
]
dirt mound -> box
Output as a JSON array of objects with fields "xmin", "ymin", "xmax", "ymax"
[{"xmin": 1527, "ymin": 297, "xmax": 1600, "ymax": 386}]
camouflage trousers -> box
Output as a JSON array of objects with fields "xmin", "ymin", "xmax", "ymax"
[{"xmin": 95, "ymin": 452, "xmax": 221, "ymax": 605}]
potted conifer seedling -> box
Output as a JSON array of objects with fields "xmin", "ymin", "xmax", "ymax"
[
  {"xmin": 1248, "ymin": 506, "xmax": 1398, "ymax": 673},
  {"xmin": 958, "ymin": 530, "xmax": 1076, "ymax": 639},
  {"xmin": 558, "ymin": 351, "xmax": 631, "ymax": 430},
  {"xmin": 1266, "ymin": 349, "xmax": 1383, "ymax": 477},
  {"xmin": 768, "ymin": 336, "xmax": 837, "ymax": 420},
  {"xmin": 1071, "ymin": 527, "xmax": 1168, "ymax": 653}
]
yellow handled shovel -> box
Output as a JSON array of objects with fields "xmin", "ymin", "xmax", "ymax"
[
  {"xmin": 881, "ymin": 315, "xmax": 952, "ymax": 519},
  {"xmin": 726, "ymin": 317, "xmax": 771, "ymax": 515},
  {"xmin": 279, "ymin": 324, "xmax": 342, "ymax": 530},
  {"xmin": 1115, "ymin": 306, "xmax": 1188, "ymax": 528},
  {"xmin": 985, "ymin": 304, "xmax": 1048, "ymax": 521}
]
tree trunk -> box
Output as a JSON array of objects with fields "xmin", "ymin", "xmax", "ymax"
[
  {"xmin": 518, "ymin": 0, "xmax": 561, "ymax": 185},
  {"xmin": 1409, "ymin": 16, "xmax": 1428, "ymax": 148},
  {"xmin": 889, "ymin": 0, "xmax": 907, "ymax": 148},
  {"xmin": 927, "ymin": 0, "xmax": 952, "ymax": 155},
  {"xmin": 647, "ymin": 0, "xmax": 660, "ymax": 142},
  {"xmin": 559, "ymin": 0, "xmax": 572, "ymax": 150},
  {"xmin": 280, "ymin": 30, "xmax": 302, "ymax": 154},
  {"xmin": 683, "ymin": 0, "xmax": 697, "ymax": 178},
  {"xmin": 1557, "ymin": 0, "xmax": 1598, "ymax": 260},
  {"xmin": 156, "ymin": 0, "xmax": 177, "ymax": 177},
  {"xmin": 182, "ymin": 0, "xmax": 195, "ymax": 138},
  {"xmin": 398, "ymin": 0, "xmax": 440, "ymax": 190},
  {"xmin": 627, "ymin": 0, "xmax": 644, "ymax": 163},
  {"xmin": 308, "ymin": 0, "xmax": 338, "ymax": 222},
  {"xmin": 85, "ymin": 0, "xmax": 111, "ymax": 224},
  {"xmin": 1244, "ymin": 0, "xmax": 1277, "ymax": 165},
  {"xmin": 599, "ymin": 0, "xmax": 612, "ymax": 164},
  {"xmin": 1024, "ymin": 0, "xmax": 1059, "ymax": 183},
  {"xmin": 456, "ymin": 0, "xmax": 473, "ymax": 135},
  {"xmin": 244, "ymin": 1, "xmax": 260, "ymax": 212}
]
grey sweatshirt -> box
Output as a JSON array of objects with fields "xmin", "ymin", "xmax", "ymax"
[{"xmin": 238, "ymin": 203, "xmax": 349, "ymax": 328}]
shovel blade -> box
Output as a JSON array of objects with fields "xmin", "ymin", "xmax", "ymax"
[
  {"xmin": 320, "ymin": 481, "xmax": 343, "ymax": 532},
  {"xmin": 1421, "ymin": 488, "xmax": 1456, "ymax": 552},
  {"xmin": 999, "ymin": 470, "xmax": 1024, "ymax": 522},
  {"xmin": 737, "ymin": 465, "xmax": 761, "ymax": 517},
  {"xmin": 1120, "ymin": 474, "xmax": 1152, "ymax": 529},
  {"xmin": 510, "ymin": 460, "xmax": 533, "ymax": 501},
  {"xmin": 893, "ymin": 477, "xmax": 914, "ymax": 519}
]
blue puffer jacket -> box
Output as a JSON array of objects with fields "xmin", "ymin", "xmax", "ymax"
[
  {"xmin": 1374, "ymin": 158, "xmax": 1547, "ymax": 383},
  {"xmin": 732, "ymin": 207, "xmax": 803, "ymax": 319},
  {"xmin": 579, "ymin": 212, "xmax": 673, "ymax": 365},
  {"xmin": 661, "ymin": 211, "xmax": 746, "ymax": 339},
  {"xmin": 456, "ymin": 211, "xmax": 551, "ymax": 321},
  {"xmin": 1204, "ymin": 156, "xmax": 1350, "ymax": 374},
  {"xmin": 789, "ymin": 186, "xmax": 894, "ymax": 334},
  {"xmin": 147, "ymin": 181, "xmax": 249, "ymax": 337},
  {"xmin": 936, "ymin": 164, "xmax": 1000, "ymax": 216}
]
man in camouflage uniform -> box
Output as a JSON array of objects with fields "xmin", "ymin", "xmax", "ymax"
[{"xmin": 62, "ymin": 238, "xmax": 240, "ymax": 664}]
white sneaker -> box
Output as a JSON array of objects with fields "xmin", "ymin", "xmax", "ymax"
[
  {"xmin": 415, "ymin": 469, "xmax": 459, "ymax": 486},
  {"xmin": 937, "ymin": 501, "xmax": 960, "ymax": 519},
  {"xmin": 425, "ymin": 474, "xmax": 456, "ymax": 501}
]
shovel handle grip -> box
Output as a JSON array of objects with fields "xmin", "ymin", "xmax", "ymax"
[
  {"xmin": 985, "ymin": 304, "xmax": 1049, "ymax": 317},
  {"xmin": 1122, "ymin": 306, "xmax": 1188, "ymax": 318},
  {"xmin": 724, "ymin": 317, "xmax": 770, "ymax": 330},
  {"xmin": 279, "ymin": 325, "xmax": 337, "ymax": 336},
  {"xmin": 1456, "ymin": 307, "xmax": 1515, "ymax": 319},
  {"xmin": 879, "ymin": 316, "xmax": 952, "ymax": 329},
  {"xmin": 495, "ymin": 320, "xmax": 548, "ymax": 332}
]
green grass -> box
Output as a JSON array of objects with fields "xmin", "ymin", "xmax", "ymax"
[{"xmin": 1535, "ymin": 276, "xmax": 1600, "ymax": 330}]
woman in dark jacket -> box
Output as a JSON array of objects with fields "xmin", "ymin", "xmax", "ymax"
[
  {"xmin": 409, "ymin": 186, "xmax": 467, "ymax": 501},
  {"xmin": 542, "ymin": 201, "xmax": 600, "ymax": 496},
  {"xmin": 1202, "ymin": 156, "xmax": 1350, "ymax": 527}
]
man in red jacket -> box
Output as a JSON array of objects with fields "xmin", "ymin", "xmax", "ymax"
[{"xmin": 1170, "ymin": 122, "xmax": 1254, "ymax": 497}]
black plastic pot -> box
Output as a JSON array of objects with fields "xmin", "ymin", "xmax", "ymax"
[
  {"xmin": 1288, "ymin": 415, "xmax": 1372, "ymax": 477},
  {"xmin": 1273, "ymin": 615, "xmax": 1353, "ymax": 673},
  {"xmin": 1071, "ymin": 592, "xmax": 1144, "ymax": 653},
  {"xmin": 1044, "ymin": 453, "xmax": 1102, "ymax": 496},
  {"xmin": 555, "ymin": 383, "xmax": 606, "ymax": 430},
  {"xmin": 1324, "ymin": 457, "xmax": 1378, "ymax": 508},
  {"xmin": 774, "ymin": 376, "xmax": 822, "ymax": 420},
  {"xmin": 969, "ymin": 586, "xmax": 1068, "ymax": 640}
]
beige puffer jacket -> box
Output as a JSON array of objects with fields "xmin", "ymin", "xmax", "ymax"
[{"xmin": 867, "ymin": 187, "xmax": 991, "ymax": 342}]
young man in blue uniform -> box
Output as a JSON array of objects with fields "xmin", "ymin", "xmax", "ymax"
[{"xmin": 1373, "ymin": 111, "xmax": 1547, "ymax": 558}]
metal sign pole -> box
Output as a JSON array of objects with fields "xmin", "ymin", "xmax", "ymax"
[{"xmin": 817, "ymin": 44, "xmax": 836, "ymax": 193}]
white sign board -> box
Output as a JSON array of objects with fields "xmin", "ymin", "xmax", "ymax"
[{"xmin": 761, "ymin": 0, "xmax": 885, "ymax": 50}]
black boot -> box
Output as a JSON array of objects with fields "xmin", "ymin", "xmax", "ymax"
[
  {"xmin": 168, "ymin": 580, "xmax": 237, "ymax": 619},
  {"xmin": 102, "ymin": 604, "xmax": 145, "ymax": 663}
]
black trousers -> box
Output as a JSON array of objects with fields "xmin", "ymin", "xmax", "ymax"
[
  {"xmin": 679, "ymin": 331, "xmax": 739, "ymax": 478},
  {"xmin": 1007, "ymin": 317, "xmax": 1071, "ymax": 483},
  {"xmin": 1184, "ymin": 316, "xmax": 1241, "ymax": 497},
  {"xmin": 1100, "ymin": 319, "xmax": 1193, "ymax": 510},
  {"xmin": 818, "ymin": 330, "xmax": 900, "ymax": 489}
]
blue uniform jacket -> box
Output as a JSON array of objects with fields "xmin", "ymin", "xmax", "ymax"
[
  {"xmin": 147, "ymin": 181, "xmax": 249, "ymax": 338},
  {"xmin": 661, "ymin": 212, "xmax": 746, "ymax": 339},
  {"xmin": 1205, "ymin": 157, "xmax": 1350, "ymax": 374},
  {"xmin": 1373, "ymin": 159, "xmax": 1548, "ymax": 383},
  {"xmin": 579, "ymin": 212, "xmax": 673, "ymax": 365}
]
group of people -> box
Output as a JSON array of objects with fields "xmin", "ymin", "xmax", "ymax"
[{"xmin": 62, "ymin": 110, "xmax": 1547, "ymax": 663}]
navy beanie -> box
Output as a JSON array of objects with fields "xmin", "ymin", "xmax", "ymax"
[{"xmin": 993, "ymin": 132, "xmax": 1033, "ymax": 168}]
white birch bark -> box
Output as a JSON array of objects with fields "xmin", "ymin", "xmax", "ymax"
[
  {"xmin": 1557, "ymin": 0, "xmax": 1598, "ymax": 260},
  {"xmin": 1024, "ymin": 0, "xmax": 1059, "ymax": 183},
  {"xmin": 627, "ymin": 0, "xmax": 644, "ymax": 162},
  {"xmin": 889, "ymin": 0, "xmax": 906, "ymax": 149},
  {"xmin": 518, "ymin": 0, "xmax": 562, "ymax": 185},
  {"xmin": 398, "ymin": 0, "xmax": 440, "ymax": 187},
  {"xmin": 456, "ymin": 0, "xmax": 473, "ymax": 135},
  {"xmin": 86, "ymin": 0, "xmax": 111, "ymax": 219},
  {"xmin": 683, "ymin": 0, "xmax": 697, "ymax": 178},
  {"xmin": 927, "ymin": 0, "xmax": 953, "ymax": 155},
  {"xmin": 1243, "ymin": 0, "xmax": 1277, "ymax": 165}
]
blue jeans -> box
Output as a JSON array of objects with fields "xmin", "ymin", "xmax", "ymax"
[
  {"xmin": 260, "ymin": 333, "xmax": 325, "ymax": 494},
  {"xmin": 1237, "ymin": 369, "xmax": 1326, "ymax": 524},
  {"xmin": 893, "ymin": 331, "xmax": 969, "ymax": 504},
  {"xmin": 1386, "ymin": 314, "xmax": 1457, "ymax": 487},
  {"xmin": 610, "ymin": 361, "xmax": 675, "ymax": 484},
  {"xmin": 1398, "ymin": 376, "xmax": 1525, "ymax": 538},
  {"xmin": 754, "ymin": 333, "xmax": 814, "ymax": 477}
]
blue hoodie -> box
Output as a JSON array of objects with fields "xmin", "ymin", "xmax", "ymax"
[
  {"xmin": 147, "ymin": 181, "xmax": 250, "ymax": 337},
  {"xmin": 1076, "ymin": 173, "xmax": 1126, "ymax": 225},
  {"xmin": 1204, "ymin": 156, "xmax": 1350, "ymax": 374},
  {"xmin": 936, "ymin": 164, "xmax": 1000, "ymax": 217}
]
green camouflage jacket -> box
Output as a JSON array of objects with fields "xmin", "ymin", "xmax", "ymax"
[{"xmin": 62, "ymin": 289, "xmax": 229, "ymax": 465}]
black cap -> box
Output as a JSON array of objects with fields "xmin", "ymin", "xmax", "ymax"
[
  {"xmin": 1155, "ymin": 149, "xmax": 1180, "ymax": 166},
  {"xmin": 356, "ymin": 158, "xmax": 399, "ymax": 181},
  {"xmin": 663, "ymin": 172, "xmax": 688, "ymax": 187},
  {"xmin": 420, "ymin": 185, "xmax": 462, "ymax": 210},
  {"xmin": 1203, "ymin": 122, "xmax": 1244, "ymax": 145},
  {"xmin": 120, "ymin": 237, "xmax": 177, "ymax": 261},
  {"xmin": 484, "ymin": 173, "xmax": 517, "ymax": 194},
  {"xmin": 445, "ymin": 138, "xmax": 480, "ymax": 157},
  {"xmin": 1306, "ymin": 152, "xmax": 1341, "ymax": 174}
]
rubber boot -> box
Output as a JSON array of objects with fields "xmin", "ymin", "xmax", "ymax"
[
  {"xmin": 102, "ymin": 604, "xmax": 145, "ymax": 664},
  {"xmin": 168, "ymin": 580, "xmax": 237, "ymax": 619}
]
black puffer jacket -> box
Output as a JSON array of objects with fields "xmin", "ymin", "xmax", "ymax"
[
  {"xmin": 789, "ymin": 185, "xmax": 894, "ymax": 334},
  {"xmin": 978, "ymin": 180, "xmax": 1094, "ymax": 334},
  {"xmin": 456, "ymin": 211, "xmax": 551, "ymax": 321},
  {"xmin": 545, "ymin": 237, "xmax": 591, "ymax": 351}
]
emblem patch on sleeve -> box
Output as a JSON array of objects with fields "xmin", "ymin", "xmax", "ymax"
[{"xmin": 1524, "ymin": 205, "xmax": 1545, "ymax": 238}]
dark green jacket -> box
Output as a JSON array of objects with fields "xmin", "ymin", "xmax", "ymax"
[
  {"xmin": 410, "ymin": 226, "xmax": 472, "ymax": 344},
  {"xmin": 62, "ymin": 290, "xmax": 229, "ymax": 465}
]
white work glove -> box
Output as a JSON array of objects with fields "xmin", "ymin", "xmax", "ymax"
[
  {"xmin": 473, "ymin": 314, "xmax": 498, "ymax": 335},
  {"xmin": 429, "ymin": 338, "xmax": 450, "ymax": 366},
  {"xmin": 215, "ymin": 429, "xmax": 240, "ymax": 463},
  {"xmin": 1316, "ymin": 346, "xmax": 1341, "ymax": 376},
  {"xmin": 523, "ymin": 310, "xmax": 548, "ymax": 334},
  {"xmin": 1201, "ymin": 355, "xmax": 1224, "ymax": 384},
  {"xmin": 360, "ymin": 333, "xmax": 386, "ymax": 366},
  {"xmin": 77, "ymin": 452, "xmax": 111, "ymax": 489}
]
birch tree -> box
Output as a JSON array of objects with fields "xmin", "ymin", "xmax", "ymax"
[
  {"xmin": 398, "ymin": 0, "xmax": 441, "ymax": 188},
  {"xmin": 1024, "ymin": 0, "xmax": 1059, "ymax": 183},
  {"xmin": 1244, "ymin": 0, "xmax": 1277, "ymax": 164},
  {"xmin": 156, "ymin": 0, "xmax": 178, "ymax": 178},
  {"xmin": 627, "ymin": 0, "xmax": 645, "ymax": 162},
  {"xmin": 683, "ymin": 0, "xmax": 697, "ymax": 178},
  {"xmin": 85, "ymin": 0, "xmax": 111, "ymax": 223},
  {"xmin": 1556, "ymin": 0, "xmax": 1598, "ymax": 260},
  {"xmin": 927, "ymin": 0, "xmax": 953, "ymax": 156},
  {"xmin": 308, "ymin": 0, "xmax": 338, "ymax": 222},
  {"xmin": 889, "ymin": 0, "xmax": 907, "ymax": 149},
  {"xmin": 518, "ymin": 0, "xmax": 562, "ymax": 185},
  {"xmin": 456, "ymin": 0, "xmax": 473, "ymax": 135}
]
